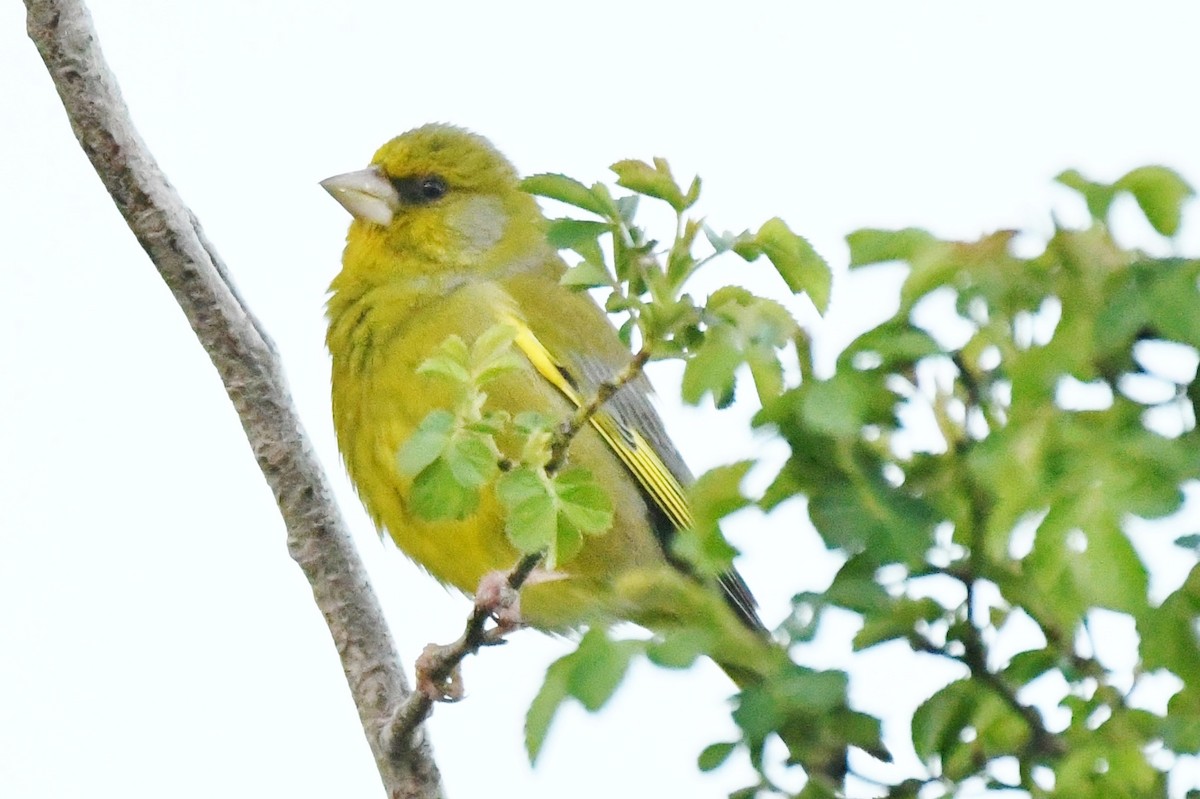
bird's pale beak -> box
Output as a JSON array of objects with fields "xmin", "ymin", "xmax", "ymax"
[{"xmin": 320, "ymin": 166, "xmax": 400, "ymax": 226}]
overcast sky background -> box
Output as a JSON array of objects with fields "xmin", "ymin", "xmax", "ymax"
[{"xmin": 4, "ymin": 2, "xmax": 1200, "ymax": 798}]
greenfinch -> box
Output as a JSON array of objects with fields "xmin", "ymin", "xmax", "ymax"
[{"xmin": 322, "ymin": 124, "xmax": 760, "ymax": 633}]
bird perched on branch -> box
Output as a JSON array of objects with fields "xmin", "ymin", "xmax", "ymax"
[{"xmin": 321, "ymin": 124, "xmax": 762, "ymax": 642}]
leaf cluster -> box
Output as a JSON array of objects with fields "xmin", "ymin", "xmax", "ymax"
[{"xmin": 757, "ymin": 165, "xmax": 1199, "ymax": 797}]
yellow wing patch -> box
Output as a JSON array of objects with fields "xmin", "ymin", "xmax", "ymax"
[{"xmin": 503, "ymin": 314, "xmax": 693, "ymax": 531}]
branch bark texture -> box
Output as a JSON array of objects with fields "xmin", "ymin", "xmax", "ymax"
[{"xmin": 22, "ymin": 2, "xmax": 443, "ymax": 796}]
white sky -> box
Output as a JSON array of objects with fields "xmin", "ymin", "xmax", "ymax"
[{"xmin": 4, "ymin": 2, "xmax": 1200, "ymax": 798}]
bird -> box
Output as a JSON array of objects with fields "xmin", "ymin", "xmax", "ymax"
[{"xmin": 320, "ymin": 123, "xmax": 763, "ymax": 643}]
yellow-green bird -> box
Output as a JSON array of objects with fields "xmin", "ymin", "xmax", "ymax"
[{"xmin": 321, "ymin": 124, "xmax": 761, "ymax": 636}]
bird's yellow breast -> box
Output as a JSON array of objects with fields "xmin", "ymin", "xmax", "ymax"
[{"xmin": 328, "ymin": 274, "xmax": 664, "ymax": 628}]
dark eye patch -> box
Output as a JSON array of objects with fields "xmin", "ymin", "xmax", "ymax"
[{"xmin": 392, "ymin": 175, "xmax": 448, "ymax": 205}]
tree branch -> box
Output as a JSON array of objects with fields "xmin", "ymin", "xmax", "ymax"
[{"xmin": 22, "ymin": 2, "xmax": 443, "ymax": 796}]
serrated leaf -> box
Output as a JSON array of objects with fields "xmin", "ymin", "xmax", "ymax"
[
  {"xmin": 410, "ymin": 459, "xmax": 479, "ymax": 520},
  {"xmin": 682, "ymin": 328, "xmax": 740, "ymax": 407},
  {"xmin": 746, "ymin": 350, "xmax": 785, "ymax": 404},
  {"xmin": 496, "ymin": 467, "xmax": 557, "ymax": 554},
  {"xmin": 520, "ymin": 173, "xmax": 612, "ymax": 217},
  {"xmin": 561, "ymin": 259, "xmax": 612, "ymax": 289},
  {"xmin": 611, "ymin": 158, "xmax": 687, "ymax": 211},
  {"xmin": 469, "ymin": 326, "xmax": 522, "ymax": 386},
  {"xmin": 415, "ymin": 349, "xmax": 471, "ymax": 384},
  {"xmin": 396, "ymin": 410, "xmax": 455, "ymax": 475},
  {"xmin": 555, "ymin": 466, "xmax": 614, "ymax": 536},
  {"xmin": 444, "ymin": 433, "xmax": 498, "ymax": 488},
  {"xmin": 755, "ymin": 218, "xmax": 832, "ymax": 313},
  {"xmin": 731, "ymin": 231, "xmax": 762, "ymax": 262},
  {"xmin": 546, "ymin": 218, "xmax": 612, "ymax": 250}
]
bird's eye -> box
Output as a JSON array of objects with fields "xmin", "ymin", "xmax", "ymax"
[
  {"xmin": 392, "ymin": 175, "xmax": 448, "ymax": 205},
  {"xmin": 419, "ymin": 177, "xmax": 447, "ymax": 201}
]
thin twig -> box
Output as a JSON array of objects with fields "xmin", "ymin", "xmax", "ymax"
[
  {"xmin": 23, "ymin": 2, "xmax": 443, "ymax": 796},
  {"xmin": 547, "ymin": 347, "xmax": 652, "ymax": 473},
  {"xmin": 386, "ymin": 553, "xmax": 544, "ymax": 761}
]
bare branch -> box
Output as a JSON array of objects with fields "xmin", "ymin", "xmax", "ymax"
[{"xmin": 22, "ymin": 1, "xmax": 443, "ymax": 796}]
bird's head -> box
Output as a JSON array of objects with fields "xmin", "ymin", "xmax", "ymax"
[{"xmin": 322, "ymin": 124, "xmax": 545, "ymax": 275}]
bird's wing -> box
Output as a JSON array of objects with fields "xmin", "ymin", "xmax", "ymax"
[{"xmin": 503, "ymin": 313, "xmax": 763, "ymax": 630}]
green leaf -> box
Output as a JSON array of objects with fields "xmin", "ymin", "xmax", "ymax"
[
  {"xmin": 521, "ymin": 173, "xmax": 613, "ymax": 217},
  {"xmin": 443, "ymin": 433, "xmax": 498, "ymax": 489},
  {"xmin": 410, "ymin": 459, "xmax": 479, "ymax": 520},
  {"xmin": 808, "ymin": 478, "xmax": 938, "ymax": 566},
  {"xmin": 614, "ymin": 193, "xmax": 639, "ymax": 226},
  {"xmin": 911, "ymin": 679, "xmax": 1027, "ymax": 780},
  {"xmin": 682, "ymin": 327, "xmax": 741, "ymax": 408},
  {"xmin": 697, "ymin": 741, "xmax": 738, "ymax": 772},
  {"xmin": 469, "ymin": 323, "xmax": 522, "ymax": 385},
  {"xmin": 1115, "ymin": 165, "xmax": 1195, "ymax": 237},
  {"xmin": 566, "ymin": 628, "xmax": 639, "ymax": 711},
  {"xmin": 546, "ymin": 218, "xmax": 612, "ymax": 250},
  {"xmin": 645, "ymin": 629, "xmax": 710, "ymax": 669},
  {"xmin": 525, "ymin": 654, "xmax": 571, "ymax": 763},
  {"xmin": 611, "ymin": 157, "xmax": 688, "ymax": 211},
  {"xmin": 496, "ymin": 467, "xmax": 557, "ymax": 554},
  {"xmin": 1139, "ymin": 564, "xmax": 1200, "ymax": 684},
  {"xmin": 853, "ymin": 596, "xmax": 945, "ymax": 650},
  {"xmin": 1163, "ymin": 688, "xmax": 1200, "ymax": 752},
  {"xmin": 1056, "ymin": 168, "xmax": 1119, "ymax": 222},
  {"xmin": 838, "ymin": 321, "xmax": 942, "ymax": 371},
  {"xmin": 560, "ymin": 259, "xmax": 613, "ymax": 289},
  {"xmin": 415, "ymin": 337, "xmax": 471, "ymax": 383},
  {"xmin": 674, "ymin": 462, "xmax": 751, "ymax": 577},
  {"xmin": 554, "ymin": 466, "xmax": 614, "ymax": 536},
  {"xmin": 845, "ymin": 227, "xmax": 936, "ymax": 268},
  {"xmin": 1175, "ymin": 533, "xmax": 1200, "ymax": 550},
  {"xmin": 1002, "ymin": 648, "xmax": 1057, "ymax": 685},
  {"xmin": 703, "ymin": 224, "xmax": 736, "ymax": 254},
  {"xmin": 396, "ymin": 410, "xmax": 455, "ymax": 475},
  {"xmin": 754, "ymin": 218, "xmax": 832, "ymax": 313},
  {"xmin": 513, "ymin": 410, "xmax": 552, "ymax": 435}
]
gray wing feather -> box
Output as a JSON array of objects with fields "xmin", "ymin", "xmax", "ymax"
[{"xmin": 571, "ymin": 353, "xmax": 763, "ymax": 631}]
